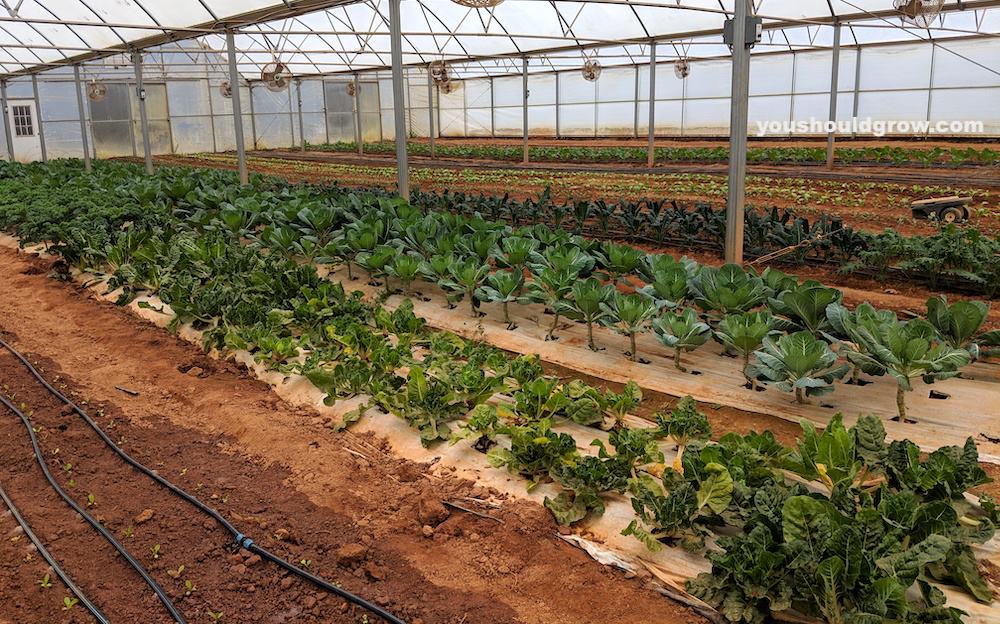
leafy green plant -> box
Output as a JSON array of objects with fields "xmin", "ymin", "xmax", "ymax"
[
  {"xmin": 62, "ymin": 597, "xmax": 78, "ymax": 611},
  {"xmin": 750, "ymin": 331, "xmax": 848, "ymax": 403},
  {"xmin": 714, "ymin": 311, "xmax": 775, "ymax": 389},
  {"xmin": 925, "ymin": 295, "xmax": 990, "ymax": 360},
  {"xmin": 652, "ymin": 308, "xmax": 711, "ymax": 372},
  {"xmin": 836, "ymin": 317, "xmax": 972, "ymax": 422},
  {"xmin": 690, "ymin": 264, "xmax": 766, "ymax": 317},
  {"xmin": 767, "ymin": 282, "xmax": 842, "ymax": 336},
  {"xmin": 556, "ymin": 278, "xmax": 616, "ymax": 351},
  {"xmin": 600, "ymin": 293, "xmax": 657, "ymax": 363},
  {"xmin": 439, "ymin": 258, "xmax": 491, "ymax": 317},
  {"xmin": 654, "ymin": 396, "xmax": 711, "ymax": 472},
  {"xmin": 38, "ymin": 573, "xmax": 52, "ymax": 589},
  {"xmin": 476, "ymin": 270, "xmax": 523, "ymax": 328},
  {"xmin": 519, "ymin": 267, "xmax": 577, "ymax": 340},
  {"xmin": 386, "ymin": 253, "xmax": 421, "ymax": 294}
]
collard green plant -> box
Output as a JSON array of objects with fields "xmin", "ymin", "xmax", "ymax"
[
  {"xmin": 652, "ymin": 308, "xmax": 712, "ymax": 372},
  {"xmin": 555, "ymin": 278, "xmax": 616, "ymax": 351},
  {"xmin": 767, "ymin": 281, "xmax": 842, "ymax": 336},
  {"xmin": 476, "ymin": 269, "xmax": 523, "ymax": 328},
  {"xmin": 654, "ymin": 396, "xmax": 711, "ymax": 472},
  {"xmin": 834, "ymin": 316, "xmax": 971, "ymax": 422},
  {"xmin": 519, "ymin": 267, "xmax": 577, "ymax": 340},
  {"xmin": 690, "ymin": 264, "xmax": 766, "ymax": 317},
  {"xmin": 714, "ymin": 311, "xmax": 775, "ymax": 389},
  {"xmin": 600, "ymin": 293, "xmax": 658, "ymax": 362},
  {"xmin": 750, "ymin": 331, "xmax": 849, "ymax": 403},
  {"xmin": 925, "ymin": 295, "xmax": 990, "ymax": 360}
]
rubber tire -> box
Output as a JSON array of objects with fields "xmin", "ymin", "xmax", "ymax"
[{"xmin": 938, "ymin": 206, "xmax": 966, "ymax": 224}]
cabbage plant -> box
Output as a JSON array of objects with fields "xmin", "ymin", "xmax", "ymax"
[{"xmin": 652, "ymin": 308, "xmax": 711, "ymax": 372}]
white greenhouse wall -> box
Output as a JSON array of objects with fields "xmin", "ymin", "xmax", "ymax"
[{"xmin": 2, "ymin": 37, "xmax": 997, "ymax": 164}]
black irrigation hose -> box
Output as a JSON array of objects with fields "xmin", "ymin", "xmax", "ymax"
[
  {"xmin": 0, "ymin": 337, "xmax": 407, "ymax": 624},
  {"xmin": 0, "ymin": 483, "xmax": 110, "ymax": 624},
  {"xmin": 0, "ymin": 393, "xmax": 186, "ymax": 623}
]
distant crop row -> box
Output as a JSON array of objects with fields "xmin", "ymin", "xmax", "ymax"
[
  {"xmin": 308, "ymin": 140, "xmax": 1000, "ymax": 167},
  {"xmin": 1, "ymin": 159, "xmax": 998, "ymax": 623}
]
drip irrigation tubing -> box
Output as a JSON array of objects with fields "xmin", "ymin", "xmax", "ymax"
[
  {"xmin": 0, "ymin": 483, "xmax": 110, "ymax": 624},
  {"xmin": 0, "ymin": 336, "xmax": 407, "ymax": 624},
  {"xmin": 0, "ymin": 392, "xmax": 186, "ymax": 623}
]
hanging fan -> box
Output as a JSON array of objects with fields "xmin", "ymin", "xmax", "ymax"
[
  {"xmin": 581, "ymin": 58, "xmax": 601, "ymax": 82},
  {"xmin": 451, "ymin": 0, "xmax": 505, "ymax": 7},
  {"xmin": 893, "ymin": 0, "xmax": 945, "ymax": 28},
  {"xmin": 219, "ymin": 80, "xmax": 233, "ymax": 98},
  {"xmin": 86, "ymin": 80, "xmax": 108, "ymax": 102},
  {"xmin": 429, "ymin": 60, "xmax": 450, "ymax": 85},
  {"xmin": 440, "ymin": 79, "xmax": 462, "ymax": 95},
  {"xmin": 674, "ymin": 58, "xmax": 691, "ymax": 80},
  {"xmin": 346, "ymin": 81, "xmax": 357, "ymax": 97},
  {"xmin": 261, "ymin": 60, "xmax": 290, "ymax": 92}
]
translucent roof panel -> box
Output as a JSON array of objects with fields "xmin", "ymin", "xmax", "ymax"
[{"xmin": 1, "ymin": 0, "xmax": 998, "ymax": 77}]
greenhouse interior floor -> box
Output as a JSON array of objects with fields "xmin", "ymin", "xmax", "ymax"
[{"xmin": 0, "ymin": 243, "xmax": 710, "ymax": 624}]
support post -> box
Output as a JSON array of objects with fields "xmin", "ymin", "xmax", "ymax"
[
  {"xmin": 353, "ymin": 74, "xmax": 363, "ymax": 155},
  {"xmin": 132, "ymin": 49, "xmax": 153, "ymax": 175},
  {"xmin": 31, "ymin": 75, "xmax": 46, "ymax": 162},
  {"xmin": 825, "ymin": 23, "xmax": 842, "ymax": 170},
  {"xmin": 72, "ymin": 65, "xmax": 92, "ymax": 171},
  {"xmin": 646, "ymin": 42, "xmax": 656, "ymax": 168},
  {"xmin": 248, "ymin": 84, "xmax": 257, "ymax": 150},
  {"xmin": 0, "ymin": 79, "xmax": 13, "ymax": 162},
  {"xmin": 296, "ymin": 79, "xmax": 306, "ymax": 152},
  {"xmin": 226, "ymin": 29, "xmax": 248, "ymax": 185},
  {"xmin": 522, "ymin": 56, "xmax": 529, "ymax": 164},
  {"xmin": 725, "ymin": 0, "xmax": 752, "ymax": 266},
  {"xmin": 426, "ymin": 66, "xmax": 436, "ymax": 158},
  {"xmin": 388, "ymin": 0, "xmax": 409, "ymax": 198}
]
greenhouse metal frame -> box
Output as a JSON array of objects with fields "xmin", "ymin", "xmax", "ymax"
[{"xmin": 0, "ymin": 0, "xmax": 998, "ymax": 262}]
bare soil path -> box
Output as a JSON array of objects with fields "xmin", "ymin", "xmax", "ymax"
[{"xmin": 0, "ymin": 245, "xmax": 705, "ymax": 624}]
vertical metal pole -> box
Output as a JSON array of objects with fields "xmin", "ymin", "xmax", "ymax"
[
  {"xmin": 132, "ymin": 50, "xmax": 153, "ymax": 175},
  {"xmin": 205, "ymin": 78, "xmax": 218, "ymax": 154},
  {"xmin": 489, "ymin": 76, "xmax": 495, "ymax": 138},
  {"xmin": 226, "ymin": 29, "xmax": 248, "ymax": 185},
  {"xmin": 353, "ymin": 75, "xmax": 363, "ymax": 154},
  {"xmin": 296, "ymin": 79, "xmax": 306, "ymax": 152},
  {"xmin": 646, "ymin": 41, "xmax": 656, "ymax": 168},
  {"xmin": 388, "ymin": 0, "xmax": 409, "ymax": 198},
  {"xmin": 31, "ymin": 75, "xmax": 47, "ymax": 162},
  {"xmin": 426, "ymin": 66, "xmax": 436, "ymax": 158},
  {"xmin": 852, "ymin": 46, "xmax": 862, "ymax": 137},
  {"xmin": 321, "ymin": 81, "xmax": 330, "ymax": 144},
  {"xmin": 0, "ymin": 79, "xmax": 13, "ymax": 162},
  {"xmin": 555, "ymin": 71, "xmax": 561, "ymax": 139},
  {"xmin": 522, "ymin": 56, "xmax": 529, "ymax": 164},
  {"xmin": 633, "ymin": 65, "xmax": 640, "ymax": 138},
  {"xmin": 925, "ymin": 43, "xmax": 936, "ymax": 134},
  {"xmin": 826, "ymin": 23, "xmax": 842, "ymax": 170},
  {"xmin": 248, "ymin": 84, "xmax": 258, "ymax": 150},
  {"xmin": 73, "ymin": 65, "xmax": 92, "ymax": 171},
  {"xmin": 725, "ymin": 0, "xmax": 752, "ymax": 266}
]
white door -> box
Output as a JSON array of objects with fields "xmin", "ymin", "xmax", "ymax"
[{"xmin": 7, "ymin": 99, "xmax": 42, "ymax": 162}]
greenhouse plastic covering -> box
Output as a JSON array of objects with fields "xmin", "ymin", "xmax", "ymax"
[{"xmin": 0, "ymin": 1, "xmax": 997, "ymax": 161}]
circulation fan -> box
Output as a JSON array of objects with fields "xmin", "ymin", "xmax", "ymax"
[
  {"xmin": 429, "ymin": 60, "xmax": 450, "ymax": 85},
  {"xmin": 581, "ymin": 58, "xmax": 601, "ymax": 82},
  {"xmin": 674, "ymin": 58, "xmax": 691, "ymax": 80},
  {"xmin": 86, "ymin": 80, "xmax": 108, "ymax": 102},
  {"xmin": 893, "ymin": 0, "xmax": 945, "ymax": 28},
  {"xmin": 346, "ymin": 81, "xmax": 357, "ymax": 97},
  {"xmin": 261, "ymin": 60, "xmax": 290, "ymax": 92},
  {"xmin": 219, "ymin": 80, "xmax": 233, "ymax": 98}
]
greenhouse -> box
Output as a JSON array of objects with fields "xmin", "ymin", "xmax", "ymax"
[{"xmin": 0, "ymin": 1, "xmax": 999, "ymax": 623}]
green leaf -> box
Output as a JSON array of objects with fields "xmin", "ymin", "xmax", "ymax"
[{"xmin": 697, "ymin": 463, "xmax": 734, "ymax": 515}]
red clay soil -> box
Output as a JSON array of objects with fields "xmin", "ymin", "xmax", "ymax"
[{"xmin": 0, "ymin": 246, "xmax": 707, "ymax": 624}]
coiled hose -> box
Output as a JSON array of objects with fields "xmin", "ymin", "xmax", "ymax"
[
  {"xmin": 0, "ymin": 337, "xmax": 407, "ymax": 624},
  {"xmin": 0, "ymin": 483, "xmax": 110, "ymax": 624}
]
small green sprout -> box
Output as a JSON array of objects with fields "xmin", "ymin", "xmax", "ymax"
[
  {"xmin": 39, "ymin": 573, "xmax": 52, "ymax": 589},
  {"xmin": 62, "ymin": 597, "xmax": 78, "ymax": 611}
]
